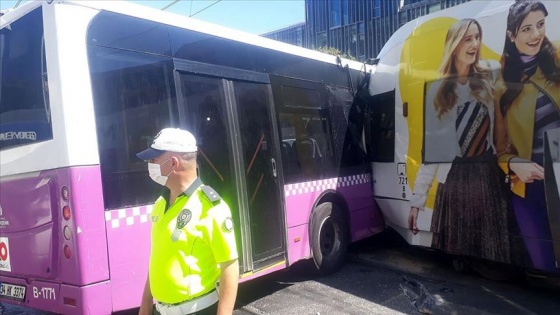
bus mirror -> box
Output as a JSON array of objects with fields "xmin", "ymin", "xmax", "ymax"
[{"xmin": 403, "ymin": 102, "xmax": 408, "ymax": 117}]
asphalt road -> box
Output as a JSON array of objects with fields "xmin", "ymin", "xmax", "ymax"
[
  {"xmin": 3, "ymin": 229, "xmax": 560, "ymax": 314},
  {"xmin": 230, "ymin": 230, "xmax": 560, "ymax": 315}
]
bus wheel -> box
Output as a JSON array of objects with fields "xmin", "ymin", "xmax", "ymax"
[
  {"xmin": 469, "ymin": 259, "xmax": 522, "ymax": 281},
  {"xmin": 310, "ymin": 202, "xmax": 349, "ymax": 276}
]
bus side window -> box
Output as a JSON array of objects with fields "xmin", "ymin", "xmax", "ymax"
[
  {"xmin": 305, "ymin": 119, "xmax": 326, "ymax": 160},
  {"xmin": 273, "ymin": 77, "xmax": 335, "ymax": 183},
  {"xmin": 294, "ymin": 139, "xmax": 316, "ymax": 171},
  {"xmin": 365, "ymin": 90, "xmax": 395, "ymax": 162},
  {"xmin": 281, "ymin": 139, "xmax": 301, "ymax": 175},
  {"xmin": 279, "ymin": 113, "xmax": 330, "ymax": 182},
  {"xmin": 326, "ymin": 84, "xmax": 367, "ymax": 169},
  {"xmin": 278, "ymin": 114, "xmax": 302, "ymax": 179},
  {"xmin": 89, "ymin": 47, "xmax": 175, "ymax": 209},
  {"xmin": 0, "ymin": 8, "xmax": 53, "ymax": 150}
]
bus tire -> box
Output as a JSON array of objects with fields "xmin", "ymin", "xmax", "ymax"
[{"xmin": 310, "ymin": 202, "xmax": 349, "ymax": 276}]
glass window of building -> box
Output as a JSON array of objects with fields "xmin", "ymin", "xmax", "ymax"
[
  {"xmin": 318, "ymin": 1, "xmax": 328, "ymax": 31},
  {"xmin": 373, "ymin": 0, "xmax": 381, "ymax": 18},
  {"xmin": 428, "ymin": 3, "xmax": 441, "ymax": 13},
  {"xmin": 342, "ymin": 0, "xmax": 349, "ymax": 25},
  {"xmin": 316, "ymin": 32, "xmax": 327, "ymax": 49},
  {"xmin": 356, "ymin": 1, "xmax": 363, "ymax": 23},
  {"xmin": 330, "ymin": 28, "xmax": 339, "ymax": 50},
  {"xmin": 400, "ymin": 11, "xmax": 408, "ymax": 26},
  {"xmin": 331, "ymin": 0, "xmax": 341, "ymax": 27},
  {"xmin": 349, "ymin": 24, "xmax": 357, "ymax": 59},
  {"xmin": 358, "ymin": 23, "xmax": 365, "ymax": 60}
]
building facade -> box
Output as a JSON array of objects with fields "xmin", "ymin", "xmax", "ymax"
[
  {"xmin": 261, "ymin": 22, "xmax": 306, "ymax": 48},
  {"xmin": 263, "ymin": 0, "xmax": 470, "ymax": 62}
]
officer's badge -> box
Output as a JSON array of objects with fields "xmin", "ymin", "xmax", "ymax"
[
  {"xmin": 151, "ymin": 216, "xmax": 159, "ymax": 222},
  {"xmin": 223, "ymin": 217, "xmax": 234, "ymax": 232},
  {"xmin": 176, "ymin": 209, "xmax": 192, "ymax": 229}
]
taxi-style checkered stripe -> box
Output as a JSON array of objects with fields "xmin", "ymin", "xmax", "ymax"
[
  {"xmin": 105, "ymin": 174, "xmax": 370, "ymax": 228},
  {"xmin": 284, "ymin": 174, "xmax": 371, "ymax": 197},
  {"xmin": 104, "ymin": 205, "xmax": 153, "ymax": 229}
]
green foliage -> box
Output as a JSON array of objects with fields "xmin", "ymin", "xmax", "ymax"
[{"xmin": 317, "ymin": 46, "xmax": 356, "ymax": 61}]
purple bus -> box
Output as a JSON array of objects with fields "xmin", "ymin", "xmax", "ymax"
[{"xmin": 0, "ymin": 1, "xmax": 384, "ymax": 313}]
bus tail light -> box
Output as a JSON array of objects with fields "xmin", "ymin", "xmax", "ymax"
[
  {"xmin": 63, "ymin": 206, "xmax": 71, "ymax": 220},
  {"xmin": 63, "ymin": 245, "xmax": 71, "ymax": 259}
]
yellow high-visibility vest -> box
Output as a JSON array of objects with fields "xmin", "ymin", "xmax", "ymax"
[{"xmin": 149, "ymin": 180, "xmax": 237, "ymax": 304}]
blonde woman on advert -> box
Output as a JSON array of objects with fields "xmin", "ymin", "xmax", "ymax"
[{"xmin": 408, "ymin": 18, "xmax": 512, "ymax": 263}]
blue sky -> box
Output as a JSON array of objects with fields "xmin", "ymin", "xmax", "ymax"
[{"xmin": 0, "ymin": 0, "xmax": 305, "ymax": 35}]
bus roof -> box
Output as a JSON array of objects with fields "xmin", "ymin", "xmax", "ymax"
[{"xmin": 1, "ymin": 0, "xmax": 370, "ymax": 73}]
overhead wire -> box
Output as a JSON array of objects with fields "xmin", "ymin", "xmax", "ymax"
[
  {"xmin": 14, "ymin": 0, "xmax": 24, "ymax": 9},
  {"xmin": 161, "ymin": 0, "xmax": 180, "ymax": 11},
  {"xmin": 157, "ymin": 0, "xmax": 223, "ymax": 17},
  {"xmin": 189, "ymin": 0, "xmax": 222, "ymax": 17}
]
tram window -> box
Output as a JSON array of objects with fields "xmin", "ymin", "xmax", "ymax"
[{"xmin": 365, "ymin": 90, "xmax": 395, "ymax": 162}]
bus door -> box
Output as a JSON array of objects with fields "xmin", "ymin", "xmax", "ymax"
[{"xmin": 174, "ymin": 60, "xmax": 286, "ymax": 273}]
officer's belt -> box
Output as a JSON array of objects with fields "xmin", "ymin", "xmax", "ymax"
[{"xmin": 155, "ymin": 290, "xmax": 218, "ymax": 315}]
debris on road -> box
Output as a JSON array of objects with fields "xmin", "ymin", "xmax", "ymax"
[{"xmin": 400, "ymin": 276, "xmax": 440, "ymax": 314}]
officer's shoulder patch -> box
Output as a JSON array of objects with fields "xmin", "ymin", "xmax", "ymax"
[{"xmin": 201, "ymin": 185, "xmax": 222, "ymax": 204}]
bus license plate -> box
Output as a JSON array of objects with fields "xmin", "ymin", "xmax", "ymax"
[{"xmin": 0, "ymin": 283, "xmax": 26, "ymax": 301}]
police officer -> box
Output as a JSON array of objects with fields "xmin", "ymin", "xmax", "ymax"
[{"xmin": 137, "ymin": 128, "xmax": 239, "ymax": 315}]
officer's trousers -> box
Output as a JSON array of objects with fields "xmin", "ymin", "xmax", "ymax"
[{"xmin": 153, "ymin": 302, "xmax": 218, "ymax": 315}]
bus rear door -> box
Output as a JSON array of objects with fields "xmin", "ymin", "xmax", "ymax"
[{"xmin": 174, "ymin": 61, "xmax": 286, "ymax": 274}]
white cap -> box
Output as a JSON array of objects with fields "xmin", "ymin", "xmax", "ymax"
[{"xmin": 136, "ymin": 128, "xmax": 197, "ymax": 160}]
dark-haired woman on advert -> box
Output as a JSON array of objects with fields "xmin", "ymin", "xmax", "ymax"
[{"xmin": 495, "ymin": 0, "xmax": 560, "ymax": 272}]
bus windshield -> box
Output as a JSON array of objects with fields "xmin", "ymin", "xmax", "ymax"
[{"xmin": 0, "ymin": 8, "xmax": 52, "ymax": 150}]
